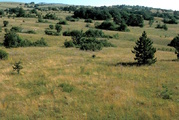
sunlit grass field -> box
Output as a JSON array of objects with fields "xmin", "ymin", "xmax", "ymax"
[{"xmin": 0, "ymin": 3, "xmax": 179, "ymax": 119}]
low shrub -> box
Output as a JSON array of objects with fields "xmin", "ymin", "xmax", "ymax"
[
  {"xmin": 160, "ymin": 85, "xmax": 172, "ymax": 99},
  {"xmin": 80, "ymin": 42, "xmax": 103, "ymax": 51},
  {"xmin": 49, "ymin": 24, "xmax": 54, "ymax": 29},
  {"xmin": 86, "ymin": 23, "xmax": 91, "ymax": 27},
  {"xmin": 24, "ymin": 30, "xmax": 36, "ymax": 34},
  {"xmin": 3, "ymin": 31, "xmax": 48, "ymax": 48},
  {"xmin": 0, "ymin": 49, "xmax": 8, "ymax": 60},
  {"xmin": 33, "ymin": 38, "xmax": 48, "ymax": 47},
  {"xmin": 63, "ymin": 30, "xmax": 82, "ymax": 37},
  {"xmin": 96, "ymin": 21, "xmax": 129, "ymax": 31},
  {"xmin": 20, "ymin": 39, "xmax": 33, "ymax": 47},
  {"xmin": 84, "ymin": 29, "xmax": 104, "ymax": 38},
  {"xmin": 64, "ymin": 40, "xmax": 74, "ymax": 48},
  {"xmin": 45, "ymin": 29, "xmax": 60, "ymax": 36},
  {"xmin": 65, "ymin": 37, "xmax": 114, "ymax": 51},
  {"xmin": 57, "ymin": 20, "xmax": 67, "ymax": 25},
  {"xmin": 10, "ymin": 26, "xmax": 22, "ymax": 32},
  {"xmin": 163, "ymin": 18, "xmax": 178, "ymax": 24},
  {"xmin": 100, "ymin": 40, "xmax": 116, "ymax": 47},
  {"xmin": 63, "ymin": 29, "xmax": 111, "ymax": 38},
  {"xmin": 63, "ymin": 30, "xmax": 71, "ymax": 36},
  {"xmin": 85, "ymin": 19, "xmax": 93, "ymax": 23},
  {"xmin": 96, "ymin": 21, "xmax": 117, "ymax": 30},
  {"xmin": 59, "ymin": 83, "xmax": 74, "ymax": 93},
  {"xmin": 92, "ymin": 54, "xmax": 96, "ymax": 58},
  {"xmin": 156, "ymin": 23, "xmax": 168, "ymax": 31},
  {"xmin": 38, "ymin": 18, "xmax": 48, "ymax": 23},
  {"xmin": 44, "ymin": 13, "xmax": 58, "ymax": 20}
]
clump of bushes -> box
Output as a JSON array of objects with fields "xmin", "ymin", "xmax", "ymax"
[
  {"xmin": 10, "ymin": 26, "xmax": 22, "ymax": 32},
  {"xmin": 33, "ymin": 38, "xmax": 48, "ymax": 47},
  {"xmin": 84, "ymin": 29, "xmax": 104, "ymax": 37},
  {"xmin": 85, "ymin": 19, "xmax": 93, "ymax": 23},
  {"xmin": 43, "ymin": 13, "xmax": 58, "ymax": 20},
  {"xmin": 45, "ymin": 29, "xmax": 60, "ymax": 36},
  {"xmin": 63, "ymin": 29, "xmax": 112, "ymax": 38},
  {"xmin": 55, "ymin": 24, "xmax": 62, "ymax": 33},
  {"xmin": 37, "ymin": 18, "xmax": 48, "ymax": 23},
  {"xmin": 96, "ymin": 21, "xmax": 117, "ymax": 30},
  {"xmin": 96, "ymin": 21, "xmax": 129, "ymax": 32},
  {"xmin": 64, "ymin": 37, "xmax": 115, "ymax": 51},
  {"xmin": 3, "ymin": 31, "xmax": 48, "ymax": 48},
  {"xmin": 10, "ymin": 26, "xmax": 36, "ymax": 34},
  {"xmin": 24, "ymin": 30, "xmax": 36, "ymax": 34},
  {"xmin": 79, "ymin": 38, "xmax": 114, "ymax": 51},
  {"xmin": 155, "ymin": 23, "xmax": 168, "ymax": 30},
  {"xmin": 66, "ymin": 16, "xmax": 76, "ymax": 22},
  {"xmin": 57, "ymin": 19, "xmax": 68, "ymax": 25},
  {"xmin": 63, "ymin": 30, "xmax": 83, "ymax": 38},
  {"xmin": 163, "ymin": 18, "xmax": 178, "ymax": 24},
  {"xmin": 0, "ymin": 49, "xmax": 8, "ymax": 60},
  {"xmin": 49, "ymin": 24, "xmax": 54, "ymax": 29},
  {"xmin": 64, "ymin": 40, "xmax": 75, "ymax": 48}
]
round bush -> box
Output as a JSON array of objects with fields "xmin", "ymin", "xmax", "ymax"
[{"xmin": 0, "ymin": 49, "xmax": 8, "ymax": 60}]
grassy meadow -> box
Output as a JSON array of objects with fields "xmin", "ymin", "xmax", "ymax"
[{"xmin": 0, "ymin": 2, "xmax": 179, "ymax": 120}]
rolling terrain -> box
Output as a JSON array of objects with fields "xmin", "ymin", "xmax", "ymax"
[{"xmin": 0, "ymin": 2, "xmax": 179, "ymax": 119}]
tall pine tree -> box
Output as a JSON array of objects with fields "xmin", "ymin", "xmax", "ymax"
[{"xmin": 132, "ymin": 31, "xmax": 156, "ymax": 65}]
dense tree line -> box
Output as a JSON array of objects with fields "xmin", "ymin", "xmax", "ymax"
[
  {"xmin": 73, "ymin": 6, "xmax": 145, "ymax": 27},
  {"xmin": 74, "ymin": 7, "xmax": 112, "ymax": 20}
]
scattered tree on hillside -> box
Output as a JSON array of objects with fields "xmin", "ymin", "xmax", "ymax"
[
  {"xmin": 149, "ymin": 19, "xmax": 154, "ymax": 27},
  {"xmin": 3, "ymin": 31, "xmax": 22, "ymax": 48},
  {"xmin": 71, "ymin": 30, "xmax": 83, "ymax": 45},
  {"xmin": 3, "ymin": 21, "xmax": 9, "ymax": 27},
  {"xmin": 55, "ymin": 24, "xmax": 62, "ymax": 33},
  {"xmin": 168, "ymin": 34, "xmax": 179, "ymax": 59},
  {"xmin": 132, "ymin": 31, "xmax": 157, "ymax": 65},
  {"xmin": 0, "ymin": 10, "xmax": 4, "ymax": 16},
  {"xmin": 155, "ymin": 23, "xmax": 168, "ymax": 31},
  {"xmin": 16, "ymin": 8, "xmax": 26, "ymax": 17},
  {"xmin": 127, "ymin": 14, "xmax": 144, "ymax": 27},
  {"xmin": 49, "ymin": 24, "xmax": 54, "ymax": 29}
]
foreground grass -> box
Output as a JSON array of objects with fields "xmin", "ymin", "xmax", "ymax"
[{"xmin": 0, "ymin": 46, "xmax": 178, "ymax": 119}]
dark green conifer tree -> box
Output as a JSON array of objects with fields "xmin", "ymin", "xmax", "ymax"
[
  {"xmin": 168, "ymin": 34, "xmax": 179, "ymax": 59},
  {"xmin": 132, "ymin": 31, "xmax": 157, "ymax": 65}
]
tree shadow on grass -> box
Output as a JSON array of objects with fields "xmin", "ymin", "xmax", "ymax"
[{"xmin": 115, "ymin": 62, "xmax": 138, "ymax": 67}]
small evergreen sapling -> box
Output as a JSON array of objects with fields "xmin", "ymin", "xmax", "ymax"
[
  {"xmin": 132, "ymin": 31, "xmax": 157, "ymax": 65},
  {"xmin": 12, "ymin": 61, "xmax": 23, "ymax": 74}
]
